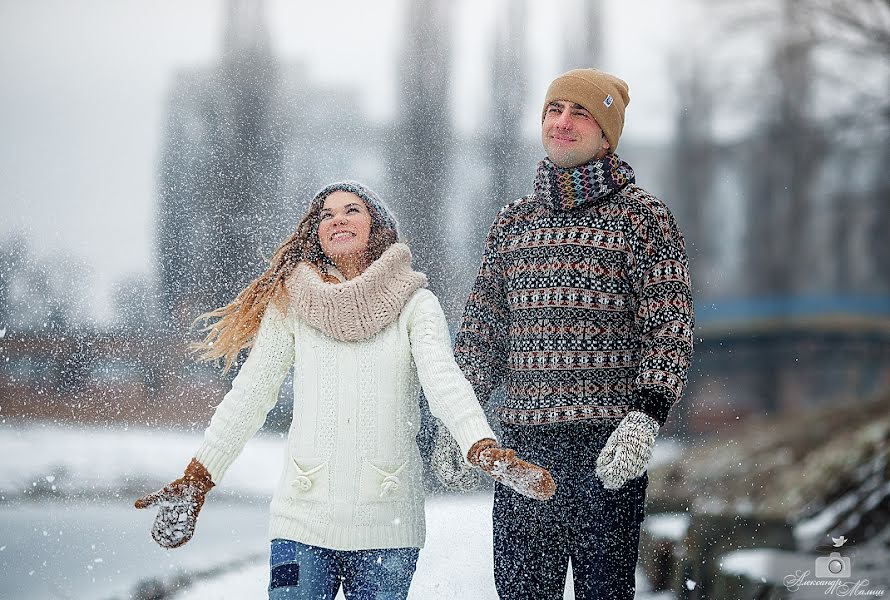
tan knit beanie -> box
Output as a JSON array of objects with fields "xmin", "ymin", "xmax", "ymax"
[{"xmin": 542, "ymin": 68, "xmax": 630, "ymax": 152}]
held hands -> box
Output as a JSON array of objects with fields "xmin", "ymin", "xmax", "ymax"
[
  {"xmin": 430, "ymin": 420, "xmax": 480, "ymax": 492},
  {"xmin": 595, "ymin": 411, "xmax": 660, "ymax": 490},
  {"xmin": 468, "ymin": 439, "xmax": 556, "ymax": 501},
  {"xmin": 134, "ymin": 458, "xmax": 215, "ymax": 549}
]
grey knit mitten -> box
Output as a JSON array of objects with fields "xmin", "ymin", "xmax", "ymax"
[
  {"xmin": 595, "ymin": 411, "xmax": 660, "ymax": 490},
  {"xmin": 430, "ymin": 420, "xmax": 479, "ymax": 491}
]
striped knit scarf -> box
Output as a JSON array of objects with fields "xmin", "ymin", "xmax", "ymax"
[{"xmin": 533, "ymin": 154, "xmax": 636, "ymax": 211}]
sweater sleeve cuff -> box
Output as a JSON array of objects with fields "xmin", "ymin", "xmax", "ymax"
[
  {"xmin": 445, "ymin": 414, "xmax": 497, "ymax": 466},
  {"xmin": 194, "ymin": 443, "xmax": 237, "ymax": 484},
  {"xmin": 633, "ymin": 388, "xmax": 673, "ymax": 428}
]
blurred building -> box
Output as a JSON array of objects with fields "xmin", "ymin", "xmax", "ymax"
[
  {"xmin": 3, "ymin": 0, "xmax": 890, "ymax": 438},
  {"xmin": 157, "ymin": 0, "xmax": 383, "ymax": 331}
]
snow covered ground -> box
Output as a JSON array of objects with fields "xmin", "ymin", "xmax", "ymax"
[
  {"xmin": 0, "ymin": 422, "xmax": 284, "ymax": 502},
  {"xmin": 0, "ymin": 422, "xmax": 671, "ymax": 599},
  {"xmin": 176, "ymin": 492, "xmax": 667, "ymax": 600},
  {"xmin": 177, "ymin": 493, "xmax": 500, "ymax": 600}
]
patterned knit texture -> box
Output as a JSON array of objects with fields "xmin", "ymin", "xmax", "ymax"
[
  {"xmin": 287, "ymin": 243, "xmax": 428, "ymax": 342},
  {"xmin": 454, "ymin": 154, "xmax": 694, "ymax": 427},
  {"xmin": 533, "ymin": 154, "xmax": 635, "ymax": 211}
]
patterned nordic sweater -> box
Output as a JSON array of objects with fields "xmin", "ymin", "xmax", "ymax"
[{"xmin": 454, "ymin": 155, "xmax": 695, "ymax": 427}]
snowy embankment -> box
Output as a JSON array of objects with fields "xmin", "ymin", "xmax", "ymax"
[
  {"xmin": 0, "ymin": 423, "xmax": 671, "ymax": 599},
  {"xmin": 0, "ymin": 422, "xmax": 283, "ymax": 502},
  {"xmin": 641, "ymin": 396, "xmax": 890, "ymax": 599}
]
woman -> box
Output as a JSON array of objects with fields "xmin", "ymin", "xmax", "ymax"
[{"xmin": 135, "ymin": 181, "xmax": 555, "ymax": 599}]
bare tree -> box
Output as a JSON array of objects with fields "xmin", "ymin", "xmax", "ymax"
[
  {"xmin": 205, "ymin": 0, "xmax": 284, "ymax": 311},
  {"xmin": 706, "ymin": 0, "xmax": 890, "ymax": 295},
  {"xmin": 804, "ymin": 0, "xmax": 890, "ymax": 292},
  {"xmin": 0, "ymin": 234, "xmax": 92, "ymax": 332},
  {"xmin": 157, "ymin": 0, "xmax": 285, "ymax": 329},
  {"xmin": 804, "ymin": 0, "xmax": 890, "ymax": 109},
  {"xmin": 387, "ymin": 0, "xmax": 454, "ymax": 304},
  {"xmin": 563, "ymin": 0, "xmax": 604, "ymax": 67},
  {"xmin": 868, "ymin": 123, "xmax": 890, "ymax": 293},
  {"xmin": 485, "ymin": 0, "xmax": 529, "ymax": 218},
  {"xmin": 669, "ymin": 56, "xmax": 717, "ymax": 299},
  {"xmin": 727, "ymin": 0, "xmax": 825, "ymax": 296}
]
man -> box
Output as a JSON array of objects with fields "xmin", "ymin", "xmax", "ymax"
[{"xmin": 449, "ymin": 68, "xmax": 695, "ymax": 598}]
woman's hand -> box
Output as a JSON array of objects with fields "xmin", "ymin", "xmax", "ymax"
[
  {"xmin": 468, "ymin": 439, "xmax": 556, "ymax": 501},
  {"xmin": 431, "ymin": 421, "xmax": 480, "ymax": 491},
  {"xmin": 135, "ymin": 458, "xmax": 215, "ymax": 548}
]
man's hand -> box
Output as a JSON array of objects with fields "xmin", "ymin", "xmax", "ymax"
[
  {"xmin": 468, "ymin": 439, "xmax": 556, "ymax": 501},
  {"xmin": 595, "ymin": 411, "xmax": 660, "ymax": 489},
  {"xmin": 135, "ymin": 458, "xmax": 215, "ymax": 549}
]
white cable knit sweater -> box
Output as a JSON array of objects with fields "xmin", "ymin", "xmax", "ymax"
[{"xmin": 194, "ymin": 244, "xmax": 496, "ymax": 551}]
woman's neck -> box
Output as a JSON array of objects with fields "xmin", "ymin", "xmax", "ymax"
[{"xmin": 332, "ymin": 255, "xmax": 370, "ymax": 280}]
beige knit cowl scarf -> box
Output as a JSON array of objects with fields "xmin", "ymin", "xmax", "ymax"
[{"xmin": 286, "ymin": 243, "xmax": 428, "ymax": 342}]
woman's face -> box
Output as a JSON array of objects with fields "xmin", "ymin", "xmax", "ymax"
[{"xmin": 317, "ymin": 191, "xmax": 373, "ymax": 267}]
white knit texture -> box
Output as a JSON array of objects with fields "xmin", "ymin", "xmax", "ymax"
[
  {"xmin": 195, "ymin": 303, "xmax": 294, "ymax": 481},
  {"xmin": 194, "ymin": 285, "xmax": 496, "ymax": 551}
]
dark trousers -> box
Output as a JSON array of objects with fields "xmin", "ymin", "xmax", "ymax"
[{"xmin": 493, "ymin": 420, "xmax": 647, "ymax": 600}]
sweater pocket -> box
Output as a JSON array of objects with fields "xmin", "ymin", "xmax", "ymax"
[
  {"xmin": 358, "ymin": 459, "xmax": 409, "ymax": 503},
  {"xmin": 287, "ymin": 457, "xmax": 329, "ymax": 503}
]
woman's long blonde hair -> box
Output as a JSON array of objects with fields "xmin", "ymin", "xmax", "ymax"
[{"xmin": 192, "ymin": 182, "xmax": 398, "ymax": 372}]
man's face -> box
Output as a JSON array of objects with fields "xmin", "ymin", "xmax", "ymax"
[{"xmin": 541, "ymin": 100, "xmax": 610, "ymax": 167}]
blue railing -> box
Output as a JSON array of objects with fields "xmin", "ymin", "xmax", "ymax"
[{"xmin": 694, "ymin": 295, "xmax": 890, "ymax": 328}]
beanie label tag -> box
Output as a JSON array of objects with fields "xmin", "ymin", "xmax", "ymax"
[{"xmin": 603, "ymin": 94, "xmax": 614, "ymax": 108}]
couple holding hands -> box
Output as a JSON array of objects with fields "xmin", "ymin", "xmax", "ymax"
[{"xmin": 135, "ymin": 68, "xmax": 695, "ymax": 600}]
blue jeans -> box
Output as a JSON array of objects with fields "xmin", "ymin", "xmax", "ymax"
[
  {"xmin": 493, "ymin": 420, "xmax": 648, "ymax": 600},
  {"xmin": 268, "ymin": 539, "xmax": 419, "ymax": 600}
]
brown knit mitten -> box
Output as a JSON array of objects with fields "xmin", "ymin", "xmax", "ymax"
[
  {"xmin": 468, "ymin": 439, "xmax": 556, "ymax": 501},
  {"xmin": 134, "ymin": 458, "xmax": 215, "ymax": 549}
]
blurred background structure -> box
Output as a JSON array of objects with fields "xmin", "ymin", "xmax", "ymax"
[
  {"xmin": 2, "ymin": 0, "xmax": 889, "ymax": 597},
  {"xmin": 3, "ymin": 0, "xmax": 888, "ymax": 430}
]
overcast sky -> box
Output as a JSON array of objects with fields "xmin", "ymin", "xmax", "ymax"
[{"xmin": 0, "ymin": 0, "xmax": 686, "ymax": 322}]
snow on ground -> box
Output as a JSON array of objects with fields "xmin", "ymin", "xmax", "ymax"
[
  {"xmin": 1, "ymin": 499, "xmax": 269, "ymax": 600},
  {"xmin": 175, "ymin": 493, "xmax": 499, "ymax": 599},
  {"xmin": 720, "ymin": 548, "xmax": 812, "ymax": 580},
  {"xmin": 720, "ymin": 545, "xmax": 890, "ymax": 598},
  {"xmin": 1, "ymin": 423, "xmax": 675, "ymax": 599},
  {"xmin": 0, "ymin": 422, "xmax": 283, "ymax": 500},
  {"xmin": 642, "ymin": 512, "xmax": 690, "ymax": 542},
  {"xmin": 176, "ymin": 493, "xmax": 667, "ymax": 600},
  {"xmin": 647, "ymin": 437, "xmax": 683, "ymax": 470}
]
